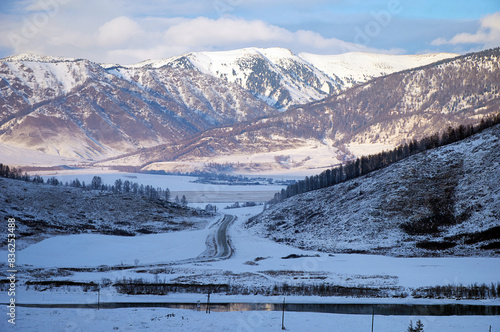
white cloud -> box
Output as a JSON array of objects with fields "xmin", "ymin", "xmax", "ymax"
[
  {"xmin": 0, "ymin": 9, "xmax": 396, "ymax": 64},
  {"xmin": 431, "ymin": 12, "xmax": 500, "ymax": 49},
  {"xmin": 97, "ymin": 16, "xmax": 142, "ymax": 47},
  {"xmin": 163, "ymin": 17, "xmax": 291, "ymax": 47}
]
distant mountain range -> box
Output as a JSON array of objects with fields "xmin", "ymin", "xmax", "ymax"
[{"xmin": 1, "ymin": 47, "xmax": 499, "ymax": 172}]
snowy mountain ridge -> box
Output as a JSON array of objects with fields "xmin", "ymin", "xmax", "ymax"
[
  {"xmin": 0, "ymin": 53, "xmax": 82, "ymax": 63},
  {"xmin": 0, "ymin": 57, "xmax": 276, "ymax": 159},
  {"xmin": 122, "ymin": 47, "xmax": 458, "ymax": 108},
  {"xmin": 2, "ymin": 48, "xmax": 456, "ymax": 110}
]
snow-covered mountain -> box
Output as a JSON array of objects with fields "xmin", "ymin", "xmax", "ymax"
[
  {"xmin": 0, "ymin": 48, "xmax": 492, "ymax": 167},
  {"xmin": 125, "ymin": 47, "xmax": 457, "ymax": 109},
  {"xmin": 0, "ymin": 55, "xmax": 276, "ymax": 159},
  {"xmin": 246, "ymin": 123, "xmax": 500, "ymax": 257},
  {"xmin": 107, "ymin": 48, "xmax": 500, "ymax": 173}
]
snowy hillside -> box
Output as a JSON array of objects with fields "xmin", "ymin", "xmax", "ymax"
[
  {"xmin": 299, "ymin": 52, "xmax": 457, "ymax": 90},
  {"xmin": 247, "ymin": 124, "xmax": 500, "ymax": 257},
  {"xmin": 0, "ymin": 177, "xmax": 214, "ymax": 250}
]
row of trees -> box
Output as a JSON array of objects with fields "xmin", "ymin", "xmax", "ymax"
[
  {"xmin": 113, "ymin": 277, "xmax": 382, "ymax": 298},
  {"xmin": 412, "ymin": 282, "xmax": 500, "ymax": 300},
  {"xmin": 270, "ymin": 113, "xmax": 500, "ymax": 204}
]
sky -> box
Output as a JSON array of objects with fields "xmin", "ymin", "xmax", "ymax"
[{"xmin": 0, "ymin": 0, "xmax": 499, "ymax": 64}]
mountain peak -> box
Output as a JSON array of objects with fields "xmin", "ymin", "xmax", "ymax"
[{"xmin": 1, "ymin": 53, "xmax": 82, "ymax": 63}]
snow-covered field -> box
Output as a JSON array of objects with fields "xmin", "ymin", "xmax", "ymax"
[
  {"xmin": 17, "ymin": 230, "xmax": 208, "ymax": 268},
  {"xmin": 5, "ymin": 206, "xmax": 499, "ymax": 291},
  {"xmin": 0, "ymin": 142, "xmax": 82, "ymax": 166}
]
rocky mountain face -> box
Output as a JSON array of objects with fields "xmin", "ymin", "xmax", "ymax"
[
  {"xmin": 107, "ymin": 48, "xmax": 500, "ymax": 171},
  {"xmin": 246, "ymin": 123, "xmax": 500, "ymax": 257}
]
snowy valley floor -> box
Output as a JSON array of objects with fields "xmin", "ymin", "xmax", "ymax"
[{"xmin": 1, "ymin": 185, "xmax": 499, "ymax": 331}]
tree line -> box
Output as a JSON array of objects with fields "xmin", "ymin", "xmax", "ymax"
[
  {"xmin": 412, "ymin": 282, "xmax": 500, "ymax": 300},
  {"xmin": 270, "ymin": 113, "xmax": 500, "ymax": 204},
  {"xmin": 0, "ymin": 166, "xmax": 188, "ymax": 206}
]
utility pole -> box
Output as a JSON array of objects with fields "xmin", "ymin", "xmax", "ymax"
[
  {"xmin": 371, "ymin": 307, "xmax": 374, "ymax": 332},
  {"xmin": 206, "ymin": 290, "xmax": 211, "ymax": 314},
  {"xmin": 281, "ymin": 297, "xmax": 286, "ymax": 330},
  {"xmin": 97, "ymin": 286, "xmax": 100, "ymax": 310}
]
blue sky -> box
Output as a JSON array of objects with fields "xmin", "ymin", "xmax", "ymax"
[{"xmin": 0, "ymin": 0, "xmax": 499, "ymax": 64}]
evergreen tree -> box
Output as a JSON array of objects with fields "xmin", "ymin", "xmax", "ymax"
[
  {"xmin": 406, "ymin": 320, "xmax": 424, "ymax": 332},
  {"xmin": 123, "ymin": 180, "xmax": 131, "ymax": 193},
  {"xmin": 114, "ymin": 179, "xmax": 123, "ymax": 192},
  {"xmin": 415, "ymin": 320, "xmax": 424, "ymax": 332},
  {"xmin": 91, "ymin": 176, "xmax": 102, "ymax": 190},
  {"xmin": 180, "ymin": 195, "xmax": 188, "ymax": 206}
]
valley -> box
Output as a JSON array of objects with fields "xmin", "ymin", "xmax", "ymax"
[{"xmin": 1, "ymin": 47, "xmax": 499, "ymax": 331}]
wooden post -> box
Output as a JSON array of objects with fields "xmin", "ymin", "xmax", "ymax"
[
  {"xmin": 281, "ymin": 297, "xmax": 286, "ymax": 330},
  {"xmin": 97, "ymin": 287, "xmax": 100, "ymax": 310}
]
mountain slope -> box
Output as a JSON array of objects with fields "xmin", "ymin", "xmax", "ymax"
[
  {"xmin": 299, "ymin": 52, "xmax": 458, "ymax": 90},
  {"xmin": 246, "ymin": 124, "xmax": 500, "ymax": 257},
  {"xmin": 131, "ymin": 47, "xmax": 457, "ymax": 109}
]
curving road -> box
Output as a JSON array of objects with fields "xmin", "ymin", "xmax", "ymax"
[
  {"xmin": 173, "ymin": 213, "xmax": 236, "ymax": 264},
  {"xmin": 213, "ymin": 214, "xmax": 236, "ymax": 259}
]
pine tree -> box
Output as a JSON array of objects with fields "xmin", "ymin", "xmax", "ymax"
[
  {"xmin": 407, "ymin": 320, "xmax": 414, "ymax": 332},
  {"xmin": 114, "ymin": 179, "xmax": 123, "ymax": 192},
  {"xmin": 91, "ymin": 176, "xmax": 102, "ymax": 190},
  {"xmin": 181, "ymin": 195, "xmax": 188, "ymax": 206},
  {"xmin": 406, "ymin": 319, "xmax": 424, "ymax": 332},
  {"xmin": 123, "ymin": 180, "xmax": 131, "ymax": 193},
  {"xmin": 415, "ymin": 319, "xmax": 424, "ymax": 332}
]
